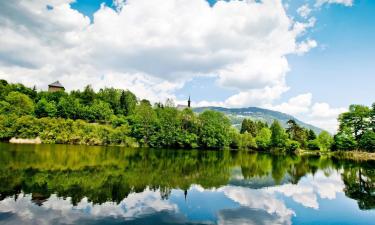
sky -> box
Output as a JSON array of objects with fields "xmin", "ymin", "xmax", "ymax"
[{"xmin": 0, "ymin": 0, "xmax": 374, "ymax": 132}]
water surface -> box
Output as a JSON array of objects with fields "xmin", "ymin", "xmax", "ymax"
[{"xmin": 0, "ymin": 143, "xmax": 374, "ymax": 225}]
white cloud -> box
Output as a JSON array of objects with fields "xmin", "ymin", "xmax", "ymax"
[
  {"xmin": 0, "ymin": 0, "xmax": 316, "ymax": 105},
  {"xmin": 264, "ymin": 93, "xmax": 346, "ymax": 133},
  {"xmin": 307, "ymin": 102, "xmax": 347, "ymax": 132},
  {"xmin": 315, "ymin": 0, "xmax": 354, "ymax": 7},
  {"xmin": 264, "ymin": 93, "xmax": 313, "ymax": 115},
  {"xmin": 297, "ymin": 4, "xmax": 312, "ymax": 18},
  {"xmin": 295, "ymin": 39, "xmax": 318, "ymax": 55}
]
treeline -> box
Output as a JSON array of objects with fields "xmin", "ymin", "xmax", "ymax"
[
  {"xmin": 0, "ymin": 79, "xmax": 234, "ymax": 149},
  {"xmin": 0, "ymin": 79, "xmax": 304, "ymax": 151},
  {"xmin": 0, "ymin": 79, "xmax": 374, "ymax": 152},
  {"xmin": 238, "ymin": 118, "xmax": 332, "ymax": 152}
]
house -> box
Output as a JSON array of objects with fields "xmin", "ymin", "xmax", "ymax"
[{"xmin": 48, "ymin": 81, "xmax": 65, "ymax": 92}]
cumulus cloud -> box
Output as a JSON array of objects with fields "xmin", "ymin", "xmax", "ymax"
[
  {"xmin": 315, "ymin": 0, "xmax": 354, "ymax": 7},
  {"xmin": 307, "ymin": 102, "xmax": 347, "ymax": 132},
  {"xmin": 264, "ymin": 93, "xmax": 313, "ymax": 115},
  {"xmin": 263, "ymin": 93, "xmax": 346, "ymax": 133},
  {"xmin": 0, "ymin": 0, "xmax": 317, "ymax": 105},
  {"xmin": 297, "ymin": 4, "xmax": 312, "ymax": 18},
  {"xmin": 295, "ymin": 39, "xmax": 318, "ymax": 55}
]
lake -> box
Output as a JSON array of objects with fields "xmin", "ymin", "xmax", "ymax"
[{"xmin": 0, "ymin": 143, "xmax": 374, "ymax": 225}]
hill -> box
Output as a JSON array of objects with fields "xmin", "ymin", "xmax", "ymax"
[{"xmin": 193, "ymin": 106, "xmax": 323, "ymax": 134}]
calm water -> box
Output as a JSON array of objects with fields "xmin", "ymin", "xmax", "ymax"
[{"xmin": 0, "ymin": 143, "xmax": 374, "ymax": 225}]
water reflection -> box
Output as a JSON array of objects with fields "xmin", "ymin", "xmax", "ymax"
[{"xmin": 0, "ymin": 143, "xmax": 374, "ymax": 225}]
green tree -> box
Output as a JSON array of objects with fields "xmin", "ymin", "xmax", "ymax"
[
  {"xmin": 358, "ymin": 130, "xmax": 375, "ymax": 152},
  {"xmin": 198, "ymin": 110, "xmax": 231, "ymax": 148},
  {"xmin": 4, "ymin": 91, "xmax": 34, "ymax": 116},
  {"xmin": 240, "ymin": 119, "xmax": 257, "ymax": 136},
  {"xmin": 270, "ymin": 120, "xmax": 288, "ymax": 149},
  {"xmin": 307, "ymin": 139, "xmax": 320, "ymax": 150},
  {"xmin": 156, "ymin": 106, "xmax": 180, "ymax": 147},
  {"xmin": 317, "ymin": 131, "xmax": 333, "ymax": 151},
  {"xmin": 35, "ymin": 98, "xmax": 57, "ymax": 118},
  {"xmin": 88, "ymin": 100, "xmax": 114, "ymax": 121},
  {"xmin": 308, "ymin": 129, "xmax": 317, "ymax": 140},
  {"xmin": 371, "ymin": 103, "xmax": 375, "ymax": 132},
  {"xmin": 339, "ymin": 105, "xmax": 371, "ymax": 141},
  {"xmin": 120, "ymin": 90, "xmax": 137, "ymax": 116},
  {"xmin": 286, "ymin": 119, "xmax": 307, "ymax": 147},
  {"xmin": 97, "ymin": 88, "xmax": 121, "ymax": 114},
  {"xmin": 57, "ymin": 97, "xmax": 83, "ymax": 120},
  {"xmin": 80, "ymin": 85, "xmax": 96, "ymax": 105},
  {"xmin": 255, "ymin": 127, "xmax": 272, "ymax": 150},
  {"xmin": 130, "ymin": 100, "xmax": 158, "ymax": 146},
  {"xmin": 333, "ymin": 131, "xmax": 357, "ymax": 151}
]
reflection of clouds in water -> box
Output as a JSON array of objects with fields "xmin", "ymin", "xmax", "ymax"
[
  {"xmin": 311, "ymin": 171, "xmax": 344, "ymax": 200},
  {"xmin": 218, "ymin": 186, "xmax": 294, "ymax": 225},
  {"xmin": 216, "ymin": 170, "xmax": 344, "ymax": 224},
  {"xmin": 218, "ymin": 207, "xmax": 290, "ymax": 225},
  {"xmin": 266, "ymin": 170, "xmax": 344, "ymax": 209},
  {"xmin": 266, "ymin": 184, "xmax": 318, "ymax": 209},
  {"xmin": 0, "ymin": 188, "xmax": 177, "ymax": 225},
  {"xmin": 0, "ymin": 172, "xmax": 346, "ymax": 225}
]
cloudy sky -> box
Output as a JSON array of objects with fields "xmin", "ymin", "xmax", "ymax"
[{"xmin": 0, "ymin": 0, "xmax": 374, "ymax": 132}]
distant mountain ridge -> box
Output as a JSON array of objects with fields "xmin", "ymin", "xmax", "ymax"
[{"xmin": 193, "ymin": 106, "xmax": 324, "ymax": 134}]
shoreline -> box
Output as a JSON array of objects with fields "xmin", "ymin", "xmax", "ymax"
[
  {"xmin": 2, "ymin": 140, "xmax": 375, "ymax": 161},
  {"xmin": 298, "ymin": 149, "xmax": 375, "ymax": 161}
]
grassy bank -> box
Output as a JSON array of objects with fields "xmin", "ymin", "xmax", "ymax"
[{"xmin": 298, "ymin": 149, "xmax": 375, "ymax": 161}]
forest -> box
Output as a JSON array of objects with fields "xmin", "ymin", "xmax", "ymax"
[{"xmin": 0, "ymin": 79, "xmax": 374, "ymax": 152}]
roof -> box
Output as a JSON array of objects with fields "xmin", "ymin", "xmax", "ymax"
[{"xmin": 48, "ymin": 81, "xmax": 64, "ymax": 88}]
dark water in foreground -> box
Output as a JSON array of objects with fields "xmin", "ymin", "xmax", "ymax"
[{"xmin": 0, "ymin": 143, "xmax": 374, "ymax": 225}]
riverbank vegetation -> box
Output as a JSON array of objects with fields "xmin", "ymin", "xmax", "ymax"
[{"xmin": 0, "ymin": 79, "xmax": 374, "ymax": 152}]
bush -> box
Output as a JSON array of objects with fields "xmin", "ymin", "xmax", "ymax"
[
  {"xmin": 333, "ymin": 132, "xmax": 357, "ymax": 151},
  {"xmin": 307, "ymin": 140, "xmax": 320, "ymax": 150},
  {"xmin": 286, "ymin": 140, "xmax": 300, "ymax": 152}
]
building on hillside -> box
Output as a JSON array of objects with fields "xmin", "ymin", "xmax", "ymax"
[
  {"xmin": 177, "ymin": 96, "xmax": 191, "ymax": 110},
  {"xmin": 48, "ymin": 81, "xmax": 65, "ymax": 92}
]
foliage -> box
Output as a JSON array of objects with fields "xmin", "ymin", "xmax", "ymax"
[
  {"xmin": 2, "ymin": 91, "xmax": 34, "ymax": 116},
  {"xmin": 358, "ymin": 130, "xmax": 375, "ymax": 152},
  {"xmin": 317, "ymin": 131, "xmax": 334, "ymax": 151},
  {"xmin": 270, "ymin": 120, "xmax": 288, "ymax": 149},
  {"xmin": 333, "ymin": 131, "xmax": 357, "ymax": 151},
  {"xmin": 1, "ymin": 79, "xmax": 373, "ymax": 152},
  {"xmin": 307, "ymin": 139, "xmax": 320, "ymax": 150},
  {"xmin": 286, "ymin": 139, "xmax": 300, "ymax": 152},
  {"xmin": 339, "ymin": 105, "xmax": 371, "ymax": 141},
  {"xmin": 255, "ymin": 127, "xmax": 272, "ymax": 150},
  {"xmin": 334, "ymin": 103, "xmax": 375, "ymax": 152},
  {"xmin": 286, "ymin": 119, "xmax": 309, "ymax": 147},
  {"xmin": 198, "ymin": 110, "xmax": 231, "ymax": 148},
  {"xmin": 35, "ymin": 98, "xmax": 57, "ymax": 118}
]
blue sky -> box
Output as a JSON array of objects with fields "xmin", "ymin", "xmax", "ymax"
[{"xmin": 0, "ymin": 0, "xmax": 373, "ymax": 132}]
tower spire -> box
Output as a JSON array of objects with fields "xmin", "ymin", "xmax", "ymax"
[{"xmin": 188, "ymin": 95, "xmax": 191, "ymax": 108}]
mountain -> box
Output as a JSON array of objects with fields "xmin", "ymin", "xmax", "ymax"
[{"xmin": 193, "ymin": 106, "xmax": 324, "ymax": 134}]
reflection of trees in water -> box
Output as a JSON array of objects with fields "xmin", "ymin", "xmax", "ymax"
[
  {"xmin": 342, "ymin": 161, "xmax": 375, "ymax": 210},
  {"xmin": 0, "ymin": 143, "xmax": 373, "ymax": 209}
]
